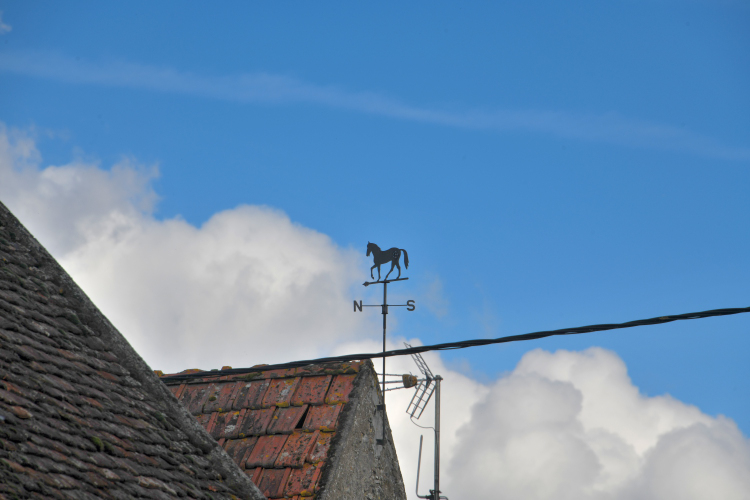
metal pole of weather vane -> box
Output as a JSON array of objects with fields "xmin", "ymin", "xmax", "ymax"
[{"xmin": 354, "ymin": 243, "xmax": 416, "ymax": 446}]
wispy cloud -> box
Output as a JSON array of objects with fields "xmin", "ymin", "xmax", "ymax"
[
  {"xmin": 0, "ymin": 12, "xmax": 12, "ymax": 34},
  {"xmin": 1, "ymin": 49, "xmax": 748, "ymax": 161}
]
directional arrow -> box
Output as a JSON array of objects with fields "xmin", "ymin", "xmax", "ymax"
[{"xmin": 363, "ymin": 277, "xmax": 409, "ymax": 287}]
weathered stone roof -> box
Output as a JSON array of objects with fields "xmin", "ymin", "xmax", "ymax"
[{"xmin": 0, "ymin": 201, "xmax": 265, "ymax": 500}]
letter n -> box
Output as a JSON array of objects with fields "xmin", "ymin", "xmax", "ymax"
[{"xmin": 354, "ymin": 300, "xmax": 363, "ymax": 312}]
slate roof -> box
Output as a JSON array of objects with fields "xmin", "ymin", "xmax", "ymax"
[
  {"xmin": 0, "ymin": 201, "xmax": 264, "ymax": 500},
  {"xmin": 160, "ymin": 362, "xmax": 363, "ymax": 499}
]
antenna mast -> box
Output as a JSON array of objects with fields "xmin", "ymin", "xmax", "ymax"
[{"xmin": 406, "ymin": 343, "xmax": 447, "ymax": 500}]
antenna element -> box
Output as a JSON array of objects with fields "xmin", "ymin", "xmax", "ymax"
[{"xmin": 405, "ymin": 342, "xmax": 436, "ymax": 419}]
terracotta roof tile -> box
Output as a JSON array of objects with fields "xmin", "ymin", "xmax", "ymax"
[
  {"xmin": 245, "ymin": 434, "xmax": 289, "ymax": 468},
  {"xmin": 176, "ymin": 382, "xmax": 212, "ymax": 415},
  {"xmin": 308, "ymin": 431, "xmax": 334, "ymax": 464},
  {"xmin": 237, "ymin": 407, "xmax": 275, "ymax": 436},
  {"xmin": 245, "ymin": 466, "xmax": 263, "ymax": 483},
  {"xmin": 303, "ymin": 403, "xmax": 342, "ymax": 432},
  {"xmin": 232, "ymin": 379, "xmax": 271, "ymax": 410},
  {"xmin": 169, "ymin": 383, "xmax": 187, "ymax": 399},
  {"xmin": 162, "ymin": 359, "xmax": 369, "ymax": 497},
  {"xmin": 290, "ymin": 374, "xmax": 332, "ymax": 406},
  {"xmin": 325, "ymin": 374, "xmax": 358, "ymax": 404},
  {"xmin": 194, "ymin": 412, "xmax": 212, "ymax": 429},
  {"xmin": 285, "ymin": 461, "xmax": 325, "ymax": 497},
  {"xmin": 274, "ymin": 430, "xmax": 319, "ymax": 468},
  {"xmin": 203, "ymin": 382, "xmax": 239, "ymax": 414},
  {"xmin": 262, "ymin": 377, "xmax": 301, "ymax": 408},
  {"xmin": 257, "ymin": 467, "xmax": 292, "ymax": 498},
  {"xmin": 224, "ymin": 436, "xmax": 259, "ymax": 465},
  {"xmin": 267, "ymin": 405, "xmax": 308, "ymax": 435},
  {"xmin": 207, "ymin": 409, "xmax": 246, "ymax": 439}
]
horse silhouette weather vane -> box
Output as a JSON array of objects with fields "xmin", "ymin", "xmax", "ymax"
[{"xmin": 354, "ymin": 242, "xmax": 416, "ymax": 445}]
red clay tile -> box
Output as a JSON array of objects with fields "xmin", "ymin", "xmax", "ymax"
[
  {"xmin": 245, "ymin": 467, "xmax": 263, "ymax": 484},
  {"xmin": 245, "ymin": 434, "xmax": 289, "ymax": 468},
  {"xmin": 262, "ymin": 378, "xmax": 301, "ymax": 408},
  {"xmin": 302, "ymin": 404, "xmax": 342, "ymax": 432},
  {"xmin": 267, "ymin": 405, "xmax": 308, "ymax": 435},
  {"xmin": 285, "ymin": 462, "xmax": 324, "ymax": 497},
  {"xmin": 232, "ymin": 379, "xmax": 271, "ymax": 410},
  {"xmin": 194, "ymin": 413, "xmax": 212, "ymax": 428},
  {"xmin": 209, "ymin": 409, "xmax": 246, "ymax": 440},
  {"xmin": 170, "ymin": 383, "xmax": 187, "ymax": 399},
  {"xmin": 203, "ymin": 382, "xmax": 237, "ymax": 413},
  {"xmin": 177, "ymin": 383, "xmax": 211, "ymax": 415},
  {"xmin": 224, "ymin": 436, "xmax": 259, "ymax": 468},
  {"xmin": 275, "ymin": 430, "xmax": 320, "ymax": 468},
  {"xmin": 291, "ymin": 375, "xmax": 332, "ymax": 406},
  {"xmin": 161, "ymin": 363, "xmax": 367, "ymax": 495},
  {"xmin": 257, "ymin": 468, "xmax": 292, "ymax": 498},
  {"xmin": 236, "ymin": 408, "xmax": 275, "ymax": 437},
  {"xmin": 324, "ymin": 374, "xmax": 357, "ymax": 404},
  {"xmin": 204, "ymin": 412, "xmax": 220, "ymax": 435},
  {"xmin": 308, "ymin": 432, "xmax": 334, "ymax": 464}
]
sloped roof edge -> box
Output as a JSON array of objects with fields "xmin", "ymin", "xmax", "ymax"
[{"xmin": 0, "ymin": 200, "xmax": 265, "ymax": 500}]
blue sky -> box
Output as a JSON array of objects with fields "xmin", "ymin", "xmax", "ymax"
[{"xmin": 1, "ymin": 2, "xmax": 749, "ymax": 490}]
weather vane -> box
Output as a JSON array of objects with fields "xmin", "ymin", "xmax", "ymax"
[{"xmin": 354, "ymin": 242, "xmax": 416, "ymax": 445}]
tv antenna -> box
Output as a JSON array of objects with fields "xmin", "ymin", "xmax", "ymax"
[{"xmin": 385, "ymin": 342, "xmax": 447, "ymax": 500}]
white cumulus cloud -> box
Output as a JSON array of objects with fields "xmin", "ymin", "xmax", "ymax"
[
  {"xmin": 1, "ymin": 123, "xmax": 748, "ymax": 500},
  {"xmin": 447, "ymin": 347, "xmax": 750, "ymax": 500},
  {"xmin": 0, "ymin": 123, "xmax": 373, "ymax": 371}
]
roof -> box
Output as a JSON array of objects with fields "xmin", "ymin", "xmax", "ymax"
[
  {"xmin": 161, "ymin": 360, "xmax": 407, "ymax": 500},
  {"xmin": 0, "ymin": 201, "xmax": 264, "ymax": 500}
]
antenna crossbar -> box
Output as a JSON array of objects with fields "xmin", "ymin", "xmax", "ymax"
[
  {"xmin": 405, "ymin": 342, "xmax": 438, "ymax": 419},
  {"xmin": 407, "ymin": 380, "xmax": 435, "ymax": 419}
]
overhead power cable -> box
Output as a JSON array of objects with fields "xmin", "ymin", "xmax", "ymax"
[{"xmin": 161, "ymin": 305, "xmax": 750, "ymax": 382}]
